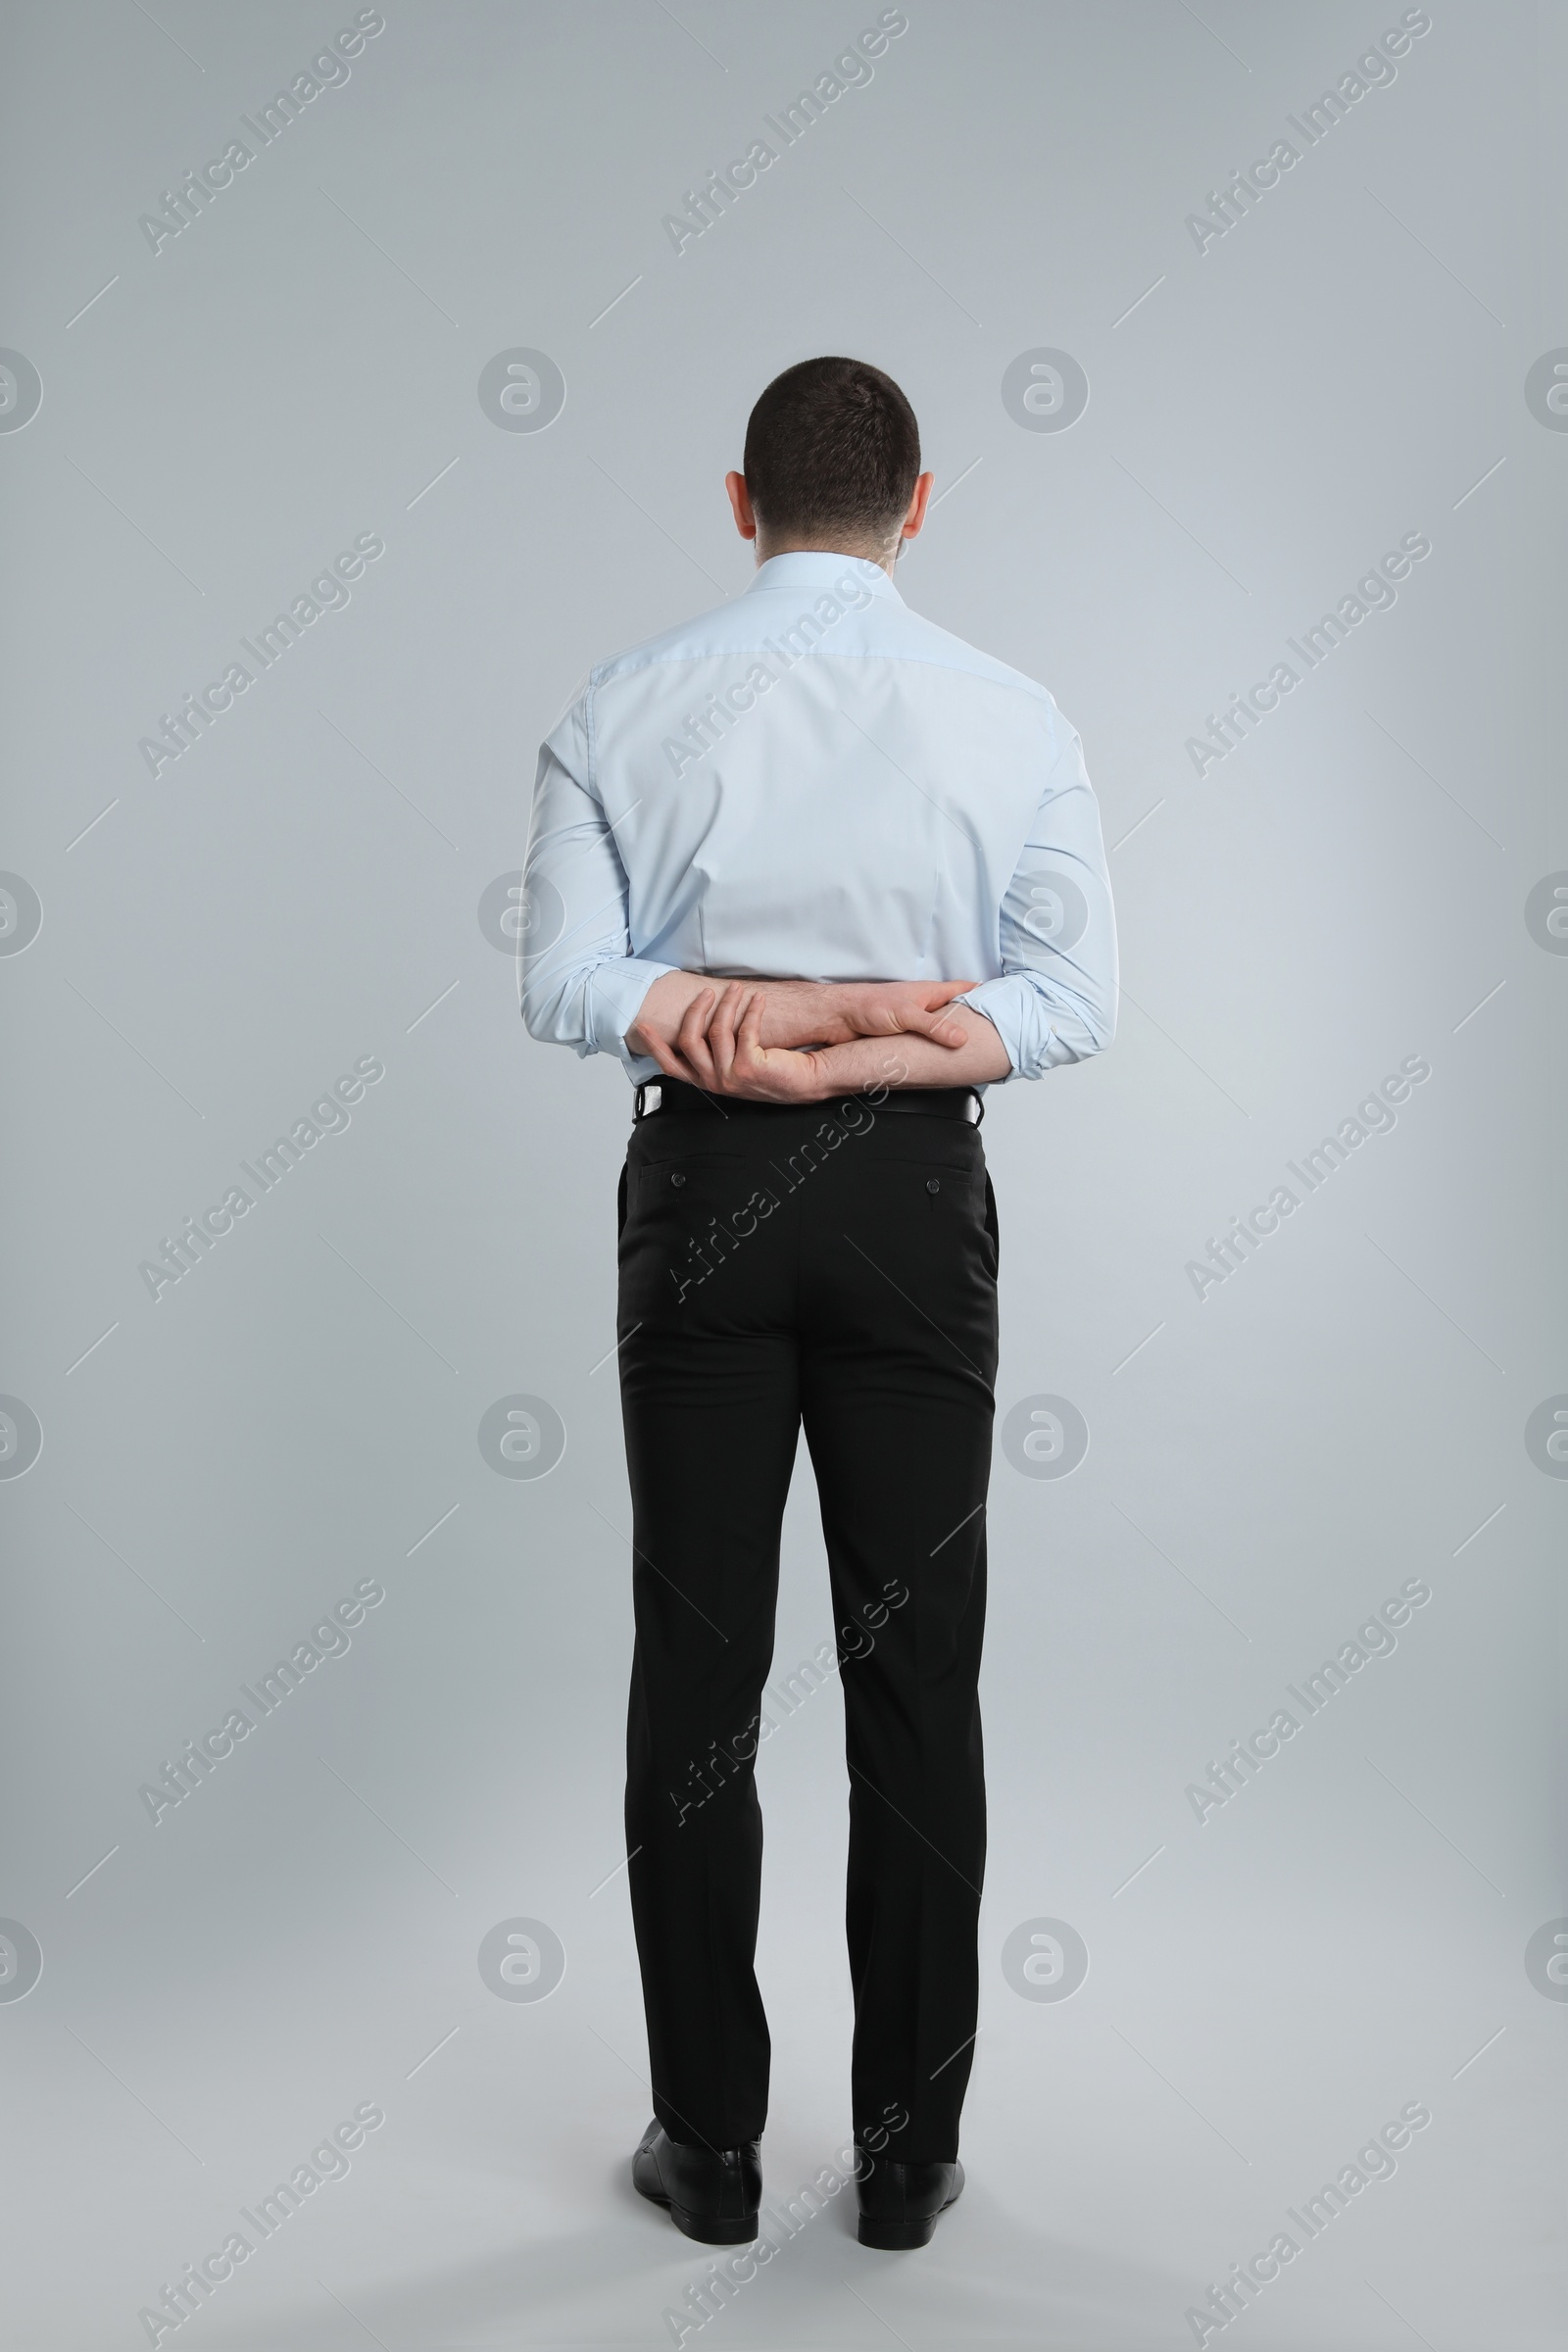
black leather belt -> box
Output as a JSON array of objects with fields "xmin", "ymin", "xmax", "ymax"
[{"xmin": 634, "ymin": 1076, "xmax": 983, "ymax": 1124}]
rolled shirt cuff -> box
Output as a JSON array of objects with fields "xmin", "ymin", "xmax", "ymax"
[
  {"xmin": 962, "ymin": 977, "xmax": 1045, "ymax": 1081},
  {"xmin": 585, "ymin": 956, "xmax": 680, "ymax": 1074}
]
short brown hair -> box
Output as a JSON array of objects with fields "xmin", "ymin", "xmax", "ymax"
[{"xmin": 743, "ymin": 357, "xmax": 920, "ymax": 548}]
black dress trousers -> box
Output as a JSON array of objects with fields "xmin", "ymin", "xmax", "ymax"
[{"xmin": 615, "ymin": 1090, "xmax": 999, "ymax": 2163}]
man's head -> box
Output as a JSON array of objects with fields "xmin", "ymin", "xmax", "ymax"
[{"xmin": 726, "ymin": 357, "xmax": 932, "ymax": 570}]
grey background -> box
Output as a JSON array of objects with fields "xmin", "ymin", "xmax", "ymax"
[{"xmin": 1, "ymin": 2, "xmax": 1562, "ymax": 2345}]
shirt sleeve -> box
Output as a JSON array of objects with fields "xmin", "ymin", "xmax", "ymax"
[
  {"xmin": 961, "ymin": 704, "xmax": 1118, "ymax": 1081},
  {"xmin": 519, "ymin": 682, "xmax": 676, "ymax": 1074}
]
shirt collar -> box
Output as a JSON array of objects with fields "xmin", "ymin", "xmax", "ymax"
[{"xmin": 743, "ymin": 550, "xmax": 904, "ymax": 604}]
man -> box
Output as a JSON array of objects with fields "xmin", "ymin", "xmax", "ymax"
[{"xmin": 522, "ymin": 357, "xmax": 1116, "ymax": 2250}]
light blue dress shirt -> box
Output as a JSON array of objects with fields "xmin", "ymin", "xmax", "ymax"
[{"xmin": 521, "ymin": 551, "xmax": 1117, "ymax": 1085}]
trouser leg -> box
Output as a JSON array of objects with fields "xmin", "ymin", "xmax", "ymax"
[
  {"xmin": 799, "ymin": 1126, "xmax": 999, "ymax": 2162},
  {"xmin": 616, "ymin": 1127, "xmax": 799, "ymax": 2150}
]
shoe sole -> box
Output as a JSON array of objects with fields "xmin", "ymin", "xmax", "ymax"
[
  {"xmin": 670, "ymin": 2202, "xmax": 760, "ymax": 2245},
  {"xmin": 857, "ymin": 2184, "xmax": 961, "ymax": 2251},
  {"xmin": 635, "ymin": 2178, "xmax": 759, "ymax": 2246},
  {"xmin": 858, "ymin": 2213, "xmax": 940, "ymax": 2249}
]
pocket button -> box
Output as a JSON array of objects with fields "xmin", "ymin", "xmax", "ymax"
[
  {"xmin": 926, "ymin": 1177, "xmax": 941, "ymax": 1194},
  {"xmin": 671, "ymin": 1171, "xmax": 686, "ymax": 1188}
]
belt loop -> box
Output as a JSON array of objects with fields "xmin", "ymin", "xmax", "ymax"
[
  {"xmin": 968, "ymin": 1088, "xmax": 985, "ymax": 1127},
  {"xmin": 633, "ymin": 1082, "xmax": 648, "ymax": 1122}
]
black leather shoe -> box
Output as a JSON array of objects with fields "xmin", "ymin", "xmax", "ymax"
[
  {"xmin": 632, "ymin": 2119, "xmax": 761, "ymax": 2244},
  {"xmin": 856, "ymin": 2153, "xmax": 965, "ymax": 2249}
]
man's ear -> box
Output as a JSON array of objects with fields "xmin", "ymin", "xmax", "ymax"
[
  {"xmin": 900, "ymin": 471, "xmax": 935, "ymax": 544},
  {"xmin": 725, "ymin": 470, "xmax": 758, "ymax": 542}
]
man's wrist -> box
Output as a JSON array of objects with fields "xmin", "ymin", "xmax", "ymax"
[
  {"xmin": 809, "ymin": 1021, "xmax": 1010, "ymax": 1095},
  {"xmin": 758, "ymin": 980, "xmax": 851, "ymax": 1049},
  {"xmin": 801, "ymin": 1036, "xmax": 909, "ymax": 1099}
]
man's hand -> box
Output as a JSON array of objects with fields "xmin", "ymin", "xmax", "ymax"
[
  {"xmin": 643, "ymin": 983, "xmax": 834, "ymax": 1102},
  {"xmin": 625, "ymin": 971, "xmax": 980, "ymax": 1061},
  {"xmin": 640, "ymin": 980, "xmax": 1012, "ymax": 1102}
]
